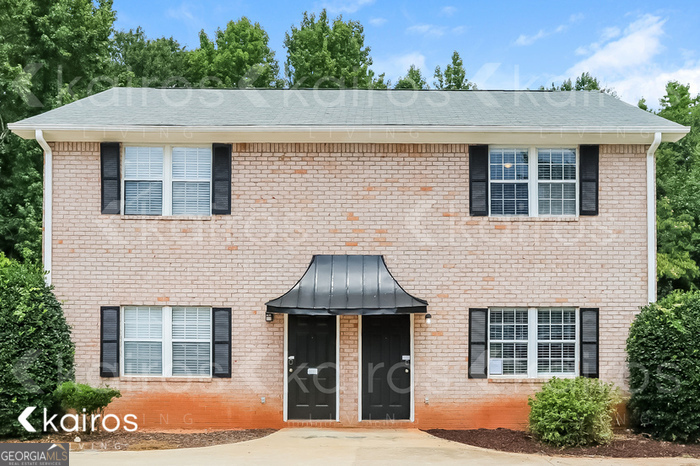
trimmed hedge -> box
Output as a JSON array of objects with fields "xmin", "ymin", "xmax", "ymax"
[
  {"xmin": 528, "ymin": 377, "xmax": 621, "ymax": 447},
  {"xmin": 627, "ymin": 291, "xmax": 700, "ymax": 442},
  {"xmin": 0, "ymin": 254, "xmax": 74, "ymax": 437}
]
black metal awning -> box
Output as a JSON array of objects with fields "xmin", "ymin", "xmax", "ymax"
[{"xmin": 265, "ymin": 255, "xmax": 428, "ymax": 315}]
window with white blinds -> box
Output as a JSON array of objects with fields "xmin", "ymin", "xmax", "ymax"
[
  {"xmin": 121, "ymin": 306, "xmax": 212, "ymax": 377},
  {"xmin": 122, "ymin": 146, "xmax": 212, "ymax": 216},
  {"xmin": 488, "ymin": 146, "xmax": 578, "ymax": 217},
  {"xmin": 172, "ymin": 307, "xmax": 211, "ymax": 376},
  {"xmin": 123, "ymin": 307, "xmax": 163, "ymax": 375},
  {"xmin": 124, "ymin": 147, "xmax": 164, "ymax": 215},
  {"xmin": 488, "ymin": 307, "xmax": 579, "ymax": 378}
]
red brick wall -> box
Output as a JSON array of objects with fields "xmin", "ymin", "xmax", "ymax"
[{"xmin": 48, "ymin": 142, "xmax": 648, "ymax": 430}]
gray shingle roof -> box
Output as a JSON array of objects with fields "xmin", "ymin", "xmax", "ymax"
[{"xmin": 9, "ymin": 87, "xmax": 686, "ymax": 131}]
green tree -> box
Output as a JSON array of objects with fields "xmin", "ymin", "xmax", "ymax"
[
  {"xmin": 394, "ymin": 65, "xmax": 428, "ymax": 90},
  {"xmin": 284, "ymin": 9, "xmax": 374, "ymax": 88},
  {"xmin": 654, "ymin": 81, "xmax": 700, "ymax": 296},
  {"xmin": 111, "ymin": 27, "xmax": 188, "ymax": 87},
  {"xmin": 187, "ymin": 17, "xmax": 282, "ymax": 88},
  {"xmin": 0, "ymin": 253, "xmax": 74, "ymax": 438},
  {"xmin": 542, "ymin": 72, "xmax": 616, "ymax": 96},
  {"xmin": 434, "ymin": 51, "xmax": 474, "ymax": 90},
  {"xmin": 0, "ymin": 0, "xmax": 116, "ymax": 261}
]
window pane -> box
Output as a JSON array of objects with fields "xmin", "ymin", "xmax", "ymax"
[
  {"xmin": 124, "ymin": 342, "xmax": 162, "ymax": 375},
  {"xmin": 537, "ymin": 308, "xmax": 577, "ymax": 375},
  {"xmin": 172, "ymin": 343, "xmax": 210, "ymax": 376},
  {"xmin": 124, "ymin": 147, "xmax": 163, "ymax": 179},
  {"xmin": 172, "ymin": 181, "xmax": 210, "ymax": 215},
  {"xmin": 124, "ymin": 307, "xmax": 162, "ymax": 339},
  {"xmin": 490, "ymin": 149, "xmax": 528, "ymax": 181},
  {"xmin": 172, "ymin": 307, "xmax": 211, "ymax": 340},
  {"xmin": 491, "ymin": 182, "xmax": 528, "ymax": 215},
  {"xmin": 125, "ymin": 181, "xmax": 162, "ymax": 215},
  {"xmin": 172, "ymin": 147, "xmax": 212, "ymax": 180},
  {"xmin": 489, "ymin": 308, "xmax": 528, "ymax": 376}
]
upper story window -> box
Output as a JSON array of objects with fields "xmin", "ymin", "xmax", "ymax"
[
  {"xmin": 489, "ymin": 147, "xmax": 578, "ymax": 217},
  {"xmin": 123, "ymin": 146, "xmax": 212, "ymax": 216}
]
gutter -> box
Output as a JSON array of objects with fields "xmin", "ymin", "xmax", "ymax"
[
  {"xmin": 35, "ymin": 129, "xmax": 52, "ymax": 285},
  {"xmin": 647, "ymin": 132, "xmax": 662, "ymax": 303},
  {"xmin": 7, "ymin": 122, "xmax": 692, "ymax": 135}
]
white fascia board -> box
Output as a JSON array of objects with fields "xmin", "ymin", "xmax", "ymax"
[{"xmin": 8, "ymin": 124, "xmax": 690, "ymax": 144}]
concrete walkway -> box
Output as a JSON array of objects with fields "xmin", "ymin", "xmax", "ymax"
[{"xmin": 70, "ymin": 428, "xmax": 700, "ymax": 466}]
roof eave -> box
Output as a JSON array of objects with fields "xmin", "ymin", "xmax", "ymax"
[{"xmin": 8, "ymin": 123, "xmax": 690, "ymax": 144}]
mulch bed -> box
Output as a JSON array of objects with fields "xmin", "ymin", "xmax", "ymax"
[
  {"xmin": 4, "ymin": 429, "xmax": 277, "ymax": 451},
  {"xmin": 426, "ymin": 428, "xmax": 700, "ymax": 458}
]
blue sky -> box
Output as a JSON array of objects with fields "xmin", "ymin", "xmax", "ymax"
[{"xmin": 113, "ymin": 0, "xmax": 700, "ymax": 108}]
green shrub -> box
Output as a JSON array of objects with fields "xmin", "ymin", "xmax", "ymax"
[
  {"xmin": 627, "ymin": 291, "xmax": 700, "ymax": 442},
  {"xmin": 0, "ymin": 254, "xmax": 74, "ymax": 438},
  {"xmin": 53, "ymin": 381, "xmax": 121, "ymax": 431},
  {"xmin": 528, "ymin": 377, "xmax": 621, "ymax": 447}
]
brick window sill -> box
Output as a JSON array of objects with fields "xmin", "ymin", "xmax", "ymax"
[
  {"xmin": 118, "ymin": 215, "xmax": 213, "ymax": 221},
  {"xmin": 488, "ymin": 378, "xmax": 552, "ymax": 384},
  {"xmin": 488, "ymin": 216, "xmax": 579, "ymax": 223},
  {"xmin": 118, "ymin": 377, "xmax": 213, "ymax": 383}
]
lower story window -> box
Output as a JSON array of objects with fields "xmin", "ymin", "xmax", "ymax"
[
  {"xmin": 488, "ymin": 307, "xmax": 579, "ymax": 378},
  {"xmin": 122, "ymin": 306, "xmax": 212, "ymax": 377}
]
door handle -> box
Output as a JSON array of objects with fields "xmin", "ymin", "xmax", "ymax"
[{"xmin": 288, "ymin": 356, "xmax": 295, "ymax": 365}]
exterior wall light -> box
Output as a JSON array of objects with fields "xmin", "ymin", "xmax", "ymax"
[
  {"xmin": 425, "ymin": 313, "xmax": 432, "ymax": 325},
  {"xmin": 265, "ymin": 312, "xmax": 274, "ymax": 322}
]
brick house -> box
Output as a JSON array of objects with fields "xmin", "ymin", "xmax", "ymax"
[{"xmin": 9, "ymin": 88, "xmax": 689, "ymax": 430}]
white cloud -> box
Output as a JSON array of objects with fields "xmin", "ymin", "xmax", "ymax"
[
  {"xmin": 320, "ymin": 0, "xmax": 374, "ymax": 14},
  {"xmin": 515, "ymin": 30, "xmax": 547, "ymax": 46},
  {"xmin": 452, "ymin": 25, "xmax": 466, "ymax": 35},
  {"xmin": 369, "ymin": 17, "xmax": 387, "ymax": 26},
  {"xmin": 514, "ymin": 13, "xmax": 583, "ymax": 46},
  {"xmin": 567, "ymin": 15, "xmax": 665, "ymax": 76},
  {"xmin": 407, "ymin": 24, "xmax": 447, "ymax": 37},
  {"xmin": 575, "ymin": 26, "xmax": 621, "ymax": 55},
  {"xmin": 564, "ymin": 14, "xmax": 700, "ymax": 107},
  {"xmin": 441, "ymin": 6, "xmax": 457, "ymax": 16},
  {"xmin": 372, "ymin": 52, "xmax": 427, "ymax": 83}
]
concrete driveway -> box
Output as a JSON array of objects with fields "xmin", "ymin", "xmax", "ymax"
[{"xmin": 70, "ymin": 428, "xmax": 700, "ymax": 466}]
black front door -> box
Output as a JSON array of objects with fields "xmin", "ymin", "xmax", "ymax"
[
  {"xmin": 362, "ymin": 315, "xmax": 411, "ymax": 420},
  {"xmin": 287, "ymin": 315, "xmax": 336, "ymax": 420}
]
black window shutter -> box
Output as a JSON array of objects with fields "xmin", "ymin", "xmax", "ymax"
[
  {"xmin": 101, "ymin": 142, "xmax": 121, "ymax": 214},
  {"xmin": 212, "ymin": 308, "xmax": 232, "ymax": 378},
  {"xmin": 579, "ymin": 145, "xmax": 599, "ymax": 216},
  {"xmin": 212, "ymin": 144, "xmax": 232, "ymax": 215},
  {"xmin": 469, "ymin": 145, "xmax": 489, "ymax": 216},
  {"xmin": 100, "ymin": 306, "xmax": 120, "ymax": 377},
  {"xmin": 580, "ymin": 308, "xmax": 599, "ymax": 378},
  {"xmin": 468, "ymin": 308, "xmax": 488, "ymax": 378}
]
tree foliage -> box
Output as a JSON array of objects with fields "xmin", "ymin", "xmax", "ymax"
[
  {"xmin": 542, "ymin": 72, "xmax": 616, "ymax": 96},
  {"xmin": 0, "ymin": 0, "xmax": 116, "ymax": 261},
  {"xmin": 0, "ymin": 254, "xmax": 74, "ymax": 438},
  {"xmin": 654, "ymin": 82, "xmax": 700, "ymax": 296},
  {"xmin": 187, "ymin": 18, "xmax": 282, "ymax": 88},
  {"xmin": 627, "ymin": 291, "xmax": 700, "ymax": 442},
  {"xmin": 434, "ymin": 51, "xmax": 474, "ymax": 90},
  {"xmin": 111, "ymin": 27, "xmax": 188, "ymax": 87},
  {"xmin": 284, "ymin": 10, "xmax": 374, "ymax": 88},
  {"xmin": 395, "ymin": 65, "xmax": 428, "ymax": 90}
]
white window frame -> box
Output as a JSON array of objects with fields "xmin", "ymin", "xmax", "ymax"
[
  {"xmin": 121, "ymin": 144, "xmax": 213, "ymax": 216},
  {"xmin": 120, "ymin": 306, "xmax": 213, "ymax": 378},
  {"xmin": 488, "ymin": 307, "xmax": 579, "ymax": 379},
  {"xmin": 488, "ymin": 146, "xmax": 579, "ymax": 217}
]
